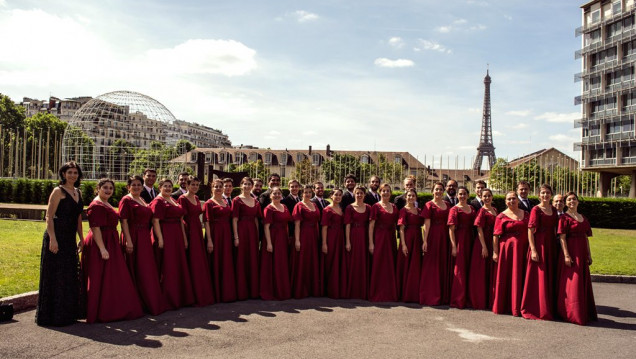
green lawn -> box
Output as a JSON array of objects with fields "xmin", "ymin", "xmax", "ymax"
[{"xmin": 0, "ymin": 220, "xmax": 634, "ymax": 298}]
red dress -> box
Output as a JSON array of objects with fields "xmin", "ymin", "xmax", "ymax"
[
  {"xmin": 397, "ymin": 207, "xmax": 423, "ymax": 303},
  {"xmin": 521, "ymin": 206, "xmax": 558, "ymax": 320},
  {"xmin": 556, "ymin": 214, "xmax": 597, "ymax": 325},
  {"xmin": 369, "ymin": 203, "xmax": 399, "ymax": 302},
  {"xmin": 260, "ymin": 204, "xmax": 292, "ymax": 300},
  {"xmin": 448, "ymin": 206, "xmax": 477, "ymax": 309},
  {"xmin": 291, "ymin": 202, "xmax": 321, "ymax": 299},
  {"xmin": 119, "ymin": 196, "xmax": 165, "ymax": 315},
  {"xmin": 204, "ymin": 199, "xmax": 237, "ymax": 303},
  {"xmin": 82, "ymin": 201, "xmax": 143, "ymax": 323},
  {"xmin": 321, "ymin": 206, "xmax": 347, "ymax": 299},
  {"xmin": 419, "ymin": 201, "xmax": 451, "ymax": 306},
  {"xmin": 150, "ymin": 197, "xmax": 195, "ymax": 310},
  {"xmin": 492, "ymin": 212, "xmax": 529, "ymax": 317},
  {"xmin": 344, "ymin": 204, "xmax": 370, "ymax": 300},
  {"xmin": 232, "ymin": 197, "xmax": 262, "ymax": 300},
  {"xmin": 178, "ymin": 195, "xmax": 215, "ymax": 307},
  {"xmin": 469, "ymin": 207, "xmax": 497, "ymax": 310}
]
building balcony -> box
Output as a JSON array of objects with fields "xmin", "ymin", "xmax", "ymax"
[
  {"xmin": 577, "ymin": 27, "xmax": 636, "ymax": 59},
  {"xmin": 590, "ymin": 158, "xmax": 617, "ymax": 166},
  {"xmin": 606, "ymin": 131, "xmax": 635, "ymax": 141},
  {"xmin": 622, "ymin": 156, "xmax": 636, "ymax": 164}
]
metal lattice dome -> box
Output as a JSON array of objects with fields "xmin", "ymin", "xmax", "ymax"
[{"xmin": 62, "ymin": 90, "xmax": 182, "ymax": 180}]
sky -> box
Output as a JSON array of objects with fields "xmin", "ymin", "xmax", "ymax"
[{"xmin": 0, "ymin": 0, "xmax": 584, "ymax": 168}]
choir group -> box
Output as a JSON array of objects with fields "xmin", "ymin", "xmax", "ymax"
[{"xmin": 34, "ymin": 162, "xmax": 598, "ymax": 328}]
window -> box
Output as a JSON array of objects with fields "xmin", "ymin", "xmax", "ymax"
[
  {"xmin": 360, "ymin": 154, "xmax": 369, "ymax": 164},
  {"xmin": 296, "ymin": 153, "xmax": 304, "ymax": 163},
  {"xmin": 591, "ymin": 9, "xmax": 601, "ymax": 24},
  {"xmin": 394, "ymin": 155, "xmax": 402, "ymax": 164},
  {"xmin": 590, "ymin": 125, "xmax": 601, "ymax": 136},
  {"xmin": 205, "ymin": 153, "xmax": 212, "ymax": 163},
  {"xmin": 234, "ymin": 152, "xmax": 243, "ymax": 164},
  {"xmin": 190, "ymin": 152, "xmax": 198, "ymax": 162},
  {"xmin": 606, "ymin": 147, "xmax": 617, "ymax": 158},
  {"xmin": 590, "ymin": 29, "xmax": 601, "ymax": 44},
  {"xmin": 280, "ymin": 153, "xmax": 288, "ymax": 165},
  {"xmin": 607, "ymin": 20, "xmax": 622, "ymax": 38},
  {"xmin": 613, "ymin": 1, "xmax": 622, "ymax": 15},
  {"xmin": 312, "ymin": 153, "xmax": 321, "ymax": 165},
  {"xmin": 219, "ymin": 152, "xmax": 226, "ymax": 164},
  {"xmin": 623, "ymin": 117, "xmax": 635, "ymax": 132},
  {"xmin": 265, "ymin": 152, "xmax": 272, "ymax": 165}
]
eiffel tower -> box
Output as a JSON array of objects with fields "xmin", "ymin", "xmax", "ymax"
[{"xmin": 473, "ymin": 69, "xmax": 497, "ymax": 171}]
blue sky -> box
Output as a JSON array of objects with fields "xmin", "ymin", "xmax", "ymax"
[{"xmin": 0, "ymin": 0, "xmax": 583, "ymax": 168}]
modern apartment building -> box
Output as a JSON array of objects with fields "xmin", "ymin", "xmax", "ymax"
[{"xmin": 575, "ymin": 0, "xmax": 636, "ymax": 197}]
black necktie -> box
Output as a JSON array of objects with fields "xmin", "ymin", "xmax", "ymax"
[
  {"xmin": 226, "ymin": 197, "xmax": 231, "ymax": 206},
  {"xmin": 374, "ymin": 193, "xmax": 379, "ymax": 201},
  {"xmin": 322, "ymin": 199, "xmax": 327, "ymax": 208}
]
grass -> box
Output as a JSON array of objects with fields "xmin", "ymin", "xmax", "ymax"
[{"xmin": 0, "ymin": 220, "xmax": 634, "ymax": 298}]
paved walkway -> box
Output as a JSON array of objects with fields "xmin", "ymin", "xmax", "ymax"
[{"xmin": 1, "ymin": 283, "xmax": 634, "ymax": 358}]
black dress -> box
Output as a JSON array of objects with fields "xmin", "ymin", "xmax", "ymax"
[{"xmin": 35, "ymin": 187, "xmax": 84, "ymax": 326}]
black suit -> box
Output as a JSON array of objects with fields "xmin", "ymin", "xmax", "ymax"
[
  {"xmin": 470, "ymin": 198, "xmax": 483, "ymax": 211},
  {"xmin": 171, "ymin": 188, "xmax": 186, "ymax": 200},
  {"xmin": 340, "ymin": 191, "xmax": 355, "ymax": 210},
  {"xmin": 444, "ymin": 194, "xmax": 458, "ymax": 206},
  {"xmin": 518, "ymin": 197, "xmax": 533, "ymax": 212},
  {"xmin": 258, "ymin": 189, "xmax": 273, "ymax": 210},
  {"xmin": 282, "ymin": 194, "xmax": 300, "ymax": 215},
  {"xmin": 140, "ymin": 186, "xmax": 156, "ymax": 203},
  {"xmin": 364, "ymin": 191, "xmax": 380, "ymax": 206},
  {"xmin": 312, "ymin": 197, "xmax": 329, "ymax": 215},
  {"xmin": 394, "ymin": 194, "xmax": 407, "ymax": 210}
]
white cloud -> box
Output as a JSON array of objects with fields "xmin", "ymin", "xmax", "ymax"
[
  {"xmin": 436, "ymin": 26, "xmax": 452, "ymax": 33},
  {"xmin": 435, "ymin": 18, "xmax": 484, "ymax": 33},
  {"xmin": 508, "ymin": 123, "xmax": 528, "ymax": 129},
  {"xmin": 469, "ymin": 24, "xmax": 487, "ymax": 31},
  {"xmin": 291, "ymin": 10, "xmax": 319, "ymax": 23},
  {"xmin": 454, "ymin": 19, "xmax": 468, "ymax": 25},
  {"xmin": 505, "ymin": 110, "xmax": 531, "ymax": 117},
  {"xmin": 504, "ymin": 14, "xmax": 513, "ymax": 21},
  {"xmin": 415, "ymin": 39, "xmax": 452, "ymax": 54},
  {"xmin": 268, "ymin": 130, "xmax": 281, "ymax": 136},
  {"xmin": 0, "ymin": 0, "xmax": 7, "ymax": 8},
  {"xmin": 374, "ymin": 58, "xmax": 415, "ymax": 68},
  {"xmin": 143, "ymin": 39, "xmax": 257, "ymax": 77},
  {"xmin": 549, "ymin": 134, "xmax": 577, "ymax": 142},
  {"xmin": 534, "ymin": 111, "xmax": 580, "ymax": 123},
  {"xmin": 468, "ymin": 107, "xmax": 482, "ymax": 113},
  {"xmin": 388, "ymin": 37, "xmax": 404, "ymax": 49},
  {"xmin": 492, "ymin": 130, "xmax": 504, "ymax": 137}
]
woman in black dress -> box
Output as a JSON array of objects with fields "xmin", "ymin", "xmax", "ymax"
[{"xmin": 36, "ymin": 162, "xmax": 85, "ymax": 326}]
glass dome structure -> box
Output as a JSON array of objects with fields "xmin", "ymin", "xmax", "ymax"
[{"xmin": 62, "ymin": 90, "xmax": 183, "ymax": 180}]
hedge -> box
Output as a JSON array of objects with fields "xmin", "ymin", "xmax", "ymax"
[{"xmin": 0, "ymin": 179, "xmax": 634, "ymax": 229}]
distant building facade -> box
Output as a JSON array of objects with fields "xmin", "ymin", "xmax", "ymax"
[{"xmin": 575, "ymin": 0, "xmax": 636, "ymax": 197}]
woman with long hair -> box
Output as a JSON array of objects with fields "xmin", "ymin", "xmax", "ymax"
[
  {"xmin": 344, "ymin": 186, "xmax": 371, "ymax": 300},
  {"xmin": 36, "ymin": 162, "xmax": 85, "ymax": 326},
  {"xmin": 321, "ymin": 188, "xmax": 347, "ymax": 299},
  {"xmin": 368, "ymin": 183, "xmax": 399, "ymax": 302},
  {"xmin": 232, "ymin": 176, "xmax": 262, "ymax": 300},
  {"xmin": 448, "ymin": 186, "xmax": 477, "ymax": 309},
  {"xmin": 119, "ymin": 175, "xmax": 165, "ymax": 315},
  {"xmin": 260, "ymin": 187, "xmax": 292, "ymax": 300},
  {"xmin": 468, "ymin": 188, "xmax": 497, "ymax": 310},
  {"xmin": 291, "ymin": 185, "xmax": 321, "ymax": 299},
  {"xmin": 397, "ymin": 188, "xmax": 423, "ymax": 303}
]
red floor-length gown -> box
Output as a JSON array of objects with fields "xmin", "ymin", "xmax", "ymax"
[
  {"xmin": 369, "ymin": 202, "xmax": 399, "ymax": 302},
  {"xmin": 419, "ymin": 201, "xmax": 451, "ymax": 306},
  {"xmin": 397, "ymin": 207, "xmax": 423, "ymax": 303},
  {"xmin": 150, "ymin": 197, "xmax": 195, "ymax": 310},
  {"xmin": 321, "ymin": 206, "xmax": 347, "ymax": 299},
  {"xmin": 556, "ymin": 214, "xmax": 597, "ymax": 325},
  {"xmin": 178, "ymin": 195, "xmax": 215, "ymax": 307},
  {"xmin": 468, "ymin": 206, "xmax": 497, "ymax": 310},
  {"xmin": 119, "ymin": 196, "xmax": 166, "ymax": 316},
  {"xmin": 492, "ymin": 213, "xmax": 529, "ymax": 317},
  {"xmin": 232, "ymin": 197, "xmax": 262, "ymax": 300},
  {"xmin": 521, "ymin": 206, "xmax": 558, "ymax": 320},
  {"xmin": 204, "ymin": 199, "xmax": 237, "ymax": 302},
  {"xmin": 448, "ymin": 206, "xmax": 477, "ymax": 309},
  {"xmin": 291, "ymin": 202, "xmax": 321, "ymax": 299},
  {"xmin": 344, "ymin": 204, "xmax": 370, "ymax": 300},
  {"xmin": 82, "ymin": 201, "xmax": 143, "ymax": 323},
  {"xmin": 260, "ymin": 204, "xmax": 292, "ymax": 300}
]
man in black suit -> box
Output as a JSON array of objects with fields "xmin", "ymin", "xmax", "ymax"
[
  {"xmin": 553, "ymin": 193, "xmax": 565, "ymax": 217},
  {"xmin": 140, "ymin": 168, "xmax": 157, "ymax": 203},
  {"xmin": 443, "ymin": 179, "xmax": 458, "ymax": 206},
  {"xmin": 395, "ymin": 176, "xmax": 417, "ymax": 210},
  {"xmin": 340, "ymin": 174, "xmax": 357, "ymax": 210},
  {"xmin": 517, "ymin": 180, "xmax": 533, "ymax": 212},
  {"xmin": 171, "ymin": 171, "xmax": 189, "ymax": 199},
  {"xmin": 222, "ymin": 178, "xmax": 234, "ymax": 207},
  {"xmin": 311, "ymin": 181, "xmax": 329, "ymax": 214},
  {"xmin": 364, "ymin": 175, "xmax": 381, "ymax": 205},
  {"xmin": 282, "ymin": 179, "xmax": 301, "ymax": 214},
  {"xmin": 470, "ymin": 180, "xmax": 487, "ymax": 210},
  {"xmin": 258, "ymin": 173, "xmax": 281, "ymax": 210}
]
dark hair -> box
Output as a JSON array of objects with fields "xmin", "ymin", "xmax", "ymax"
[
  {"xmin": 269, "ymin": 186, "xmax": 282, "ymax": 197},
  {"xmin": 432, "ymin": 181, "xmax": 444, "ymax": 191},
  {"xmin": 58, "ymin": 161, "xmax": 83, "ymax": 186},
  {"xmin": 517, "ymin": 180, "xmax": 530, "ymax": 188},
  {"xmin": 143, "ymin": 168, "xmax": 157, "ymax": 175},
  {"xmin": 331, "ymin": 188, "xmax": 343, "ymax": 196},
  {"xmin": 379, "ymin": 183, "xmax": 392, "ymax": 192},
  {"xmin": 253, "ymin": 178, "xmax": 263, "ymax": 184},
  {"xmin": 268, "ymin": 173, "xmax": 280, "ymax": 182},
  {"xmin": 96, "ymin": 177, "xmax": 115, "ymax": 192},
  {"xmin": 481, "ymin": 188, "xmax": 493, "ymax": 197},
  {"xmin": 405, "ymin": 188, "xmax": 417, "ymax": 197},
  {"xmin": 565, "ymin": 191, "xmax": 579, "ymax": 201},
  {"xmin": 446, "ymin": 179, "xmax": 458, "ymax": 186},
  {"xmin": 179, "ymin": 171, "xmax": 189, "ymax": 178},
  {"xmin": 302, "ymin": 184, "xmax": 314, "ymax": 194},
  {"xmin": 539, "ymin": 183, "xmax": 553, "ymax": 195},
  {"xmin": 313, "ymin": 181, "xmax": 324, "ymax": 187},
  {"xmin": 240, "ymin": 176, "xmax": 254, "ymax": 186},
  {"xmin": 211, "ymin": 179, "xmax": 223, "ymax": 188},
  {"xmin": 127, "ymin": 175, "xmax": 144, "ymax": 187},
  {"xmin": 158, "ymin": 178, "xmax": 173, "ymax": 187},
  {"xmin": 187, "ymin": 176, "xmax": 201, "ymax": 185},
  {"xmin": 354, "ymin": 185, "xmax": 367, "ymax": 194},
  {"xmin": 222, "ymin": 177, "xmax": 233, "ymax": 184},
  {"xmin": 369, "ymin": 175, "xmax": 380, "ymax": 182},
  {"xmin": 457, "ymin": 186, "xmax": 470, "ymax": 195},
  {"xmin": 475, "ymin": 180, "xmax": 486, "ymax": 187},
  {"xmin": 344, "ymin": 174, "xmax": 357, "ymax": 182}
]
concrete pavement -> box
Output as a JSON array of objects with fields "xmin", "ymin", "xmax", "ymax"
[{"xmin": 0, "ymin": 282, "xmax": 634, "ymax": 358}]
